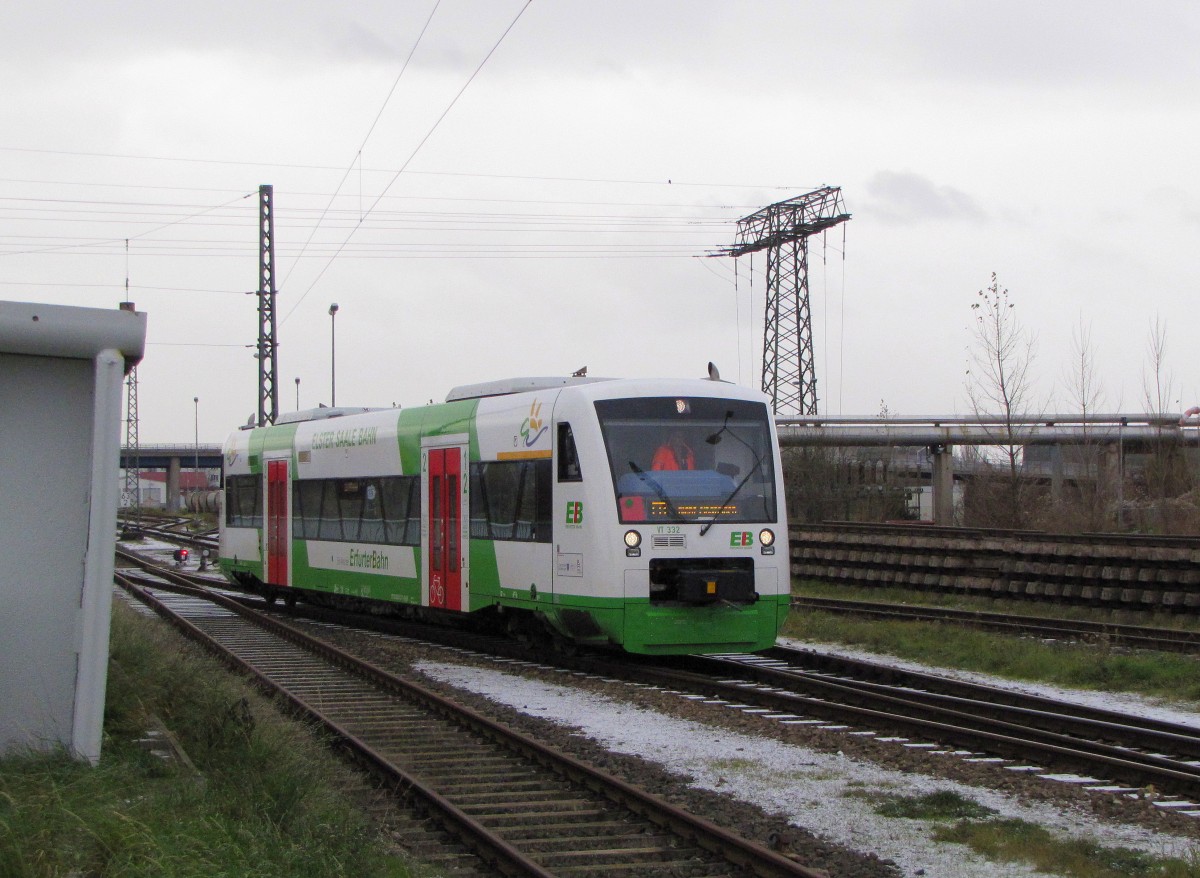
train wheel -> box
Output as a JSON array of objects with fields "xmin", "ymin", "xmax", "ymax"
[
  {"xmin": 550, "ymin": 630, "xmax": 579, "ymax": 658},
  {"xmin": 284, "ymin": 591, "xmax": 297, "ymax": 609},
  {"xmin": 264, "ymin": 590, "xmax": 278, "ymax": 606},
  {"xmin": 505, "ymin": 611, "xmax": 536, "ymax": 645}
]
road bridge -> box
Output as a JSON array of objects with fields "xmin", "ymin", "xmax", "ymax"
[
  {"xmin": 120, "ymin": 444, "xmax": 223, "ymax": 510},
  {"xmin": 775, "ymin": 413, "xmax": 1200, "ymax": 525}
]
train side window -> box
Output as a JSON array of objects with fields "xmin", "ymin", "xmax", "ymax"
[
  {"xmin": 317, "ymin": 480, "xmax": 343, "ymax": 541},
  {"xmin": 381, "ymin": 476, "xmax": 414, "ymax": 545},
  {"xmin": 337, "ymin": 480, "xmax": 364, "ymax": 542},
  {"xmin": 514, "ymin": 463, "xmax": 537, "ymax": 540},
  {"xmin": 404, "ymin": 477, "xmax": 422, "ymax": 545},
  {"xmin": 534, "ymin": 459, "xmax": 552, "ymax": 542},
  {"xmin": 293, "ymin": 480, "xmax": 322, "ymax": 539},
  {"xmin": 473, "ymin": 461, "xmax": 534, "ymax": 540},
  {"xmin": 224, "ymin": 477, "xmax": 238, "ymax": 527},
  {"xmin": 225, "ymin": 475, "xmax": 262, "ymax": 528},
  {"xmin": 482, "ymin": 463, "xmax": 520, "ymax": 539},
  {"xmin": 472, "ymin": 460, "xmax": 551, "ymax": 543},
  {"xmin": 557, "ymin": 423, "xmax": 582, "ymax": 482},
  {"xmin": 360, "ymin": 478, "xmax": 385, "ymax": 543},
  {"xmin": 469, "ymin": 466, "xmax": 488, "ymax": 538}
]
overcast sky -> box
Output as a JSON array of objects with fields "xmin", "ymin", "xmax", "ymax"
[{"xmin": 3, "ymin": 1, "xmax": 1198, "ymax": 443}]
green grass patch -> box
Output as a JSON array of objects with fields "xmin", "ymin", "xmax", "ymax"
[
  {"xmin": 851, "ymin": 790, "xmax": 1200, "ymax": 875},
  {"xmin": 0, "ymin": 602, "xmax": 412, "ymax": 878},
  {"xmin": 707, "ymin": 757, "xmax": 758, "ymax": 773},
  {"xmin": 935, "ymin": 817, "xmax": 1200, "ymax": 877},
  {"xmin": 784, "ymin": 589, "xmax": 1200, "ymax": 703},
  {"xmin": 857, "ymin": 789, "xmax": 997, "ymax": 821}
]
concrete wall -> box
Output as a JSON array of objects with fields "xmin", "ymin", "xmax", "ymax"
[{"xmin": 0, "ymin": 301, "xmax": 145, "ymax": 764}]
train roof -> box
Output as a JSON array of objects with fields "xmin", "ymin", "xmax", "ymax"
[
  {"xmin": 445, "ymin": 375, "xmax": 614, "ymax": 402},
  {"xmin": 272, "ymin": 405, "xmax": 387, "ymax": 426}
]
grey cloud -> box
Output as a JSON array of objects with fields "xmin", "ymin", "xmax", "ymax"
[{"xmin": 865, "ymin": 171, "xmax": 987, "ymax": 224}]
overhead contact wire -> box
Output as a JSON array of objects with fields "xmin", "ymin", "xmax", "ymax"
[
  {"xmin": 283, "ymin": 0, "xmax": 534, "ymax": 324},
  {"xmin": 280, "ymin": 0, "xmax": 442, "ymax": 293}
]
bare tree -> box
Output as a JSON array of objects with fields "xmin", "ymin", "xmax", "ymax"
[
  {"xmin": 964, "ymin": 273, "xmax": 1039, "ymax": 527},
  {"xmin": 1142, "ymin": 315, "xmax": 1174, "ymax": 418},
  {"xmin": 1048, "ymin": 316, "xmax": 1113, "ymax": 531},
  {"xmin": 1138, "ymin": 316, "xmax": 1195, "ymax": 532}
]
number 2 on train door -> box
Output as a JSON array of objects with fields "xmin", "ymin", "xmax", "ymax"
[{"xmin": 426, "ymin": 447, "xmax": 462, "ymax": 611}]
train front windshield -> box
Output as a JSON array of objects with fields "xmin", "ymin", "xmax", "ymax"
[{"xmin": 595, "ymin": 397, "xmax": 778, "ymax": 524}]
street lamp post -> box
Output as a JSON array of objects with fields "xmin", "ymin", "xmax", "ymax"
[
  {"xmin": 295, "ymin": 376, "xmax": 300, "ymax": 410},
  {"xmin": 329, "ymin": 303, "xmax": 339, "ymax": 407}
]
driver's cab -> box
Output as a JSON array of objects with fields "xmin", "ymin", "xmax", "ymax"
[{"xmin": 594, "ymin": 396, "xmax": 776, "ymax": 526}]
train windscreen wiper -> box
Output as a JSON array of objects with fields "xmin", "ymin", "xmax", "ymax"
[
  {"xmin": 698, "ymin": 454, "xmax": 766, "ymax": 536},
  {"xmin": 699, "ymin": 416, "xmax": 766, "ymax": 536}
]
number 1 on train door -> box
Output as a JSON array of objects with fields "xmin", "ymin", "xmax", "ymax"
[{"xmin": 426, "ymin": 447, "xmax": 462, "ymax": 611}]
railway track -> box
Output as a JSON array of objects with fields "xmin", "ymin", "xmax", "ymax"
[
  {"xmin": 114, "ymin": 567, "xmax": 827, "ymax": 878},
  {"xmin": 626, "ymin": 648, "xmax": 1200, "ymax": 809},
  {"xmin": 791, "ymin": 595, "xmax": 1200, "ymax": 653},
  {"xmin": 791, "ymin": 522, "xmax": 1200, "ymax": 611},
  {"xmin": 118, "ymin": 513, "xmax": 219, "ymax": 555},
  {"xmin": 117, "ymin": 543, "xmax": 1200, "ymax": 829}
]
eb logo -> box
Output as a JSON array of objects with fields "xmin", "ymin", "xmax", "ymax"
[
  {"xmin": 729, "ymin": 531, "xmax": 753, "ymax": 547},
  {"xmin": 565, "ymin": 501, "xmax": 583, "ymax": 525}
]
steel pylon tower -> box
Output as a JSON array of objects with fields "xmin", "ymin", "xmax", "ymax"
[
  {"xmin": 257, "ymin": 184, "xmax": 279, "ymax": 426},
  {"xmin": 721, "ymin": 187, "xmax": 850, "ymax": 416}
]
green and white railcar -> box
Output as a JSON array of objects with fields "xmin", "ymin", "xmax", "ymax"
[{"xmin": 220, "ymin": 375, "xmax": 789, "ymax": 654}]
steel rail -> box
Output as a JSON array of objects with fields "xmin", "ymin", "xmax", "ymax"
[
  {"xmin": 761, "ymin": 644, "xmax": 1200, "ymax": 745},
  {"xmin": 114, "ymin": 570, "xmax": 828, "ymax": 878},
  {"xmin": 728, "ymin": 658, "xmax": 1200, "ymax": 761},
  {"xmin": 117, "ymin": 574, "xmax": 554, "ymax": 878},
  {"xmin": 629, "ymin": 656, "xmax": 1200, "ymax": 800},
  {"xmin": 118, "ymin": 544, "xmax": 1200, "ymax": 825},
  {"xmin": 790, "ymin": 596, "xmax": 1200, "ymax": 653},
  {"xmin": 119, "ymin": 546, "xmax": 1200, "ymax": 792}
]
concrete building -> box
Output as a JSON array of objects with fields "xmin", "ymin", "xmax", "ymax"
[{"xmin": 0, "ymin": 300, "xmax": 146, "ymax": 764}]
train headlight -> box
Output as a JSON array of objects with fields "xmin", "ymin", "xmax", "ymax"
[
  {"xmin": 624, "ymin": 530, "xmax": 642, "ymax": 556},
  {"xmin": 759, "ymin": 528, "xmax": 776, "ymax": 555}
]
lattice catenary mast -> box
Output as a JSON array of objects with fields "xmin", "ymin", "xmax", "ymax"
[
  {"xmin": 257, "ymin": 184, "xmax": 279, "ymax": 426},
  {"xmin": 120, "ymin": 292, "xmax": 140, "ymax": 523},
  {"xmin": 719, "ymin": 186, "xmax": 850, "ymax": 416},
  {"xmin": 122, "ymin": 350, "xmax": 140, "ymax": 523}
]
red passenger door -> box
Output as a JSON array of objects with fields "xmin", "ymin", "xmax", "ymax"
[
  {"xmin": 266, "ymin": 459, "xmax": 289, "ymax": 586},
  {"xmin": 426, "ymin": 447, "xmax": 462, "ymax": 611}
]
